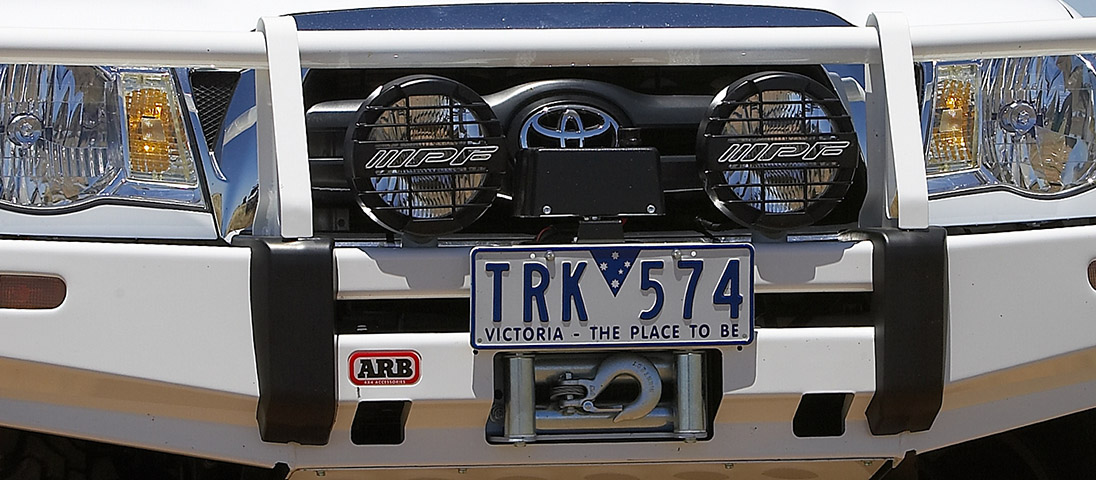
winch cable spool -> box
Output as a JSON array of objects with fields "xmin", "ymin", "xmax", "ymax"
[
  {"xmin": 344, "ymin": 75, "xmax": 508, "ymax": 237},
  {"xmin": 697, "ymin": 71, "xmax": 859, "ymax": 233}
]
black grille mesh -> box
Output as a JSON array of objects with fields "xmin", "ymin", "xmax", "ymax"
[{"xmin": 189, "ymin": 71, "xmax": 240, "ymax": 150}]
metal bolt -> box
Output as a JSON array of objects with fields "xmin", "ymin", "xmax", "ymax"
[
  {"xmin": 672, "ymin": 249, "xmax": 682, "ymax": 261},
  {"xmin": 542, "ymin": 205, "xmax": 552, "ymax": 215},
  {"xmin": 724, "ymin": 463, "xmax": 735, "ymax": 470},
  {"xmin": 862, "ymin": 460, "xmax": 874, "ymax": 467},
  {"xmin": 315, "ymin": 471, "xmax": 326, "ymax": 477},
  {"xmin": 458, "ymin": 468, "xmax": 468, "ymax": 474},
  {"xmin": 646, "ymin": 204, "xmax": 656, "ymax": 214},
  {"xmin": 545, "ymin": 251, "xmax": 555, "ymax": 262}
]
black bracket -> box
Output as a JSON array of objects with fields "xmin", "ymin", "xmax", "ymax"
[
  {"xmin": 576, "ymin": 218, "xmax": 625, "ymax": 242},
  {"xmin": 236, "ymin": 237, "xmax": 336, "ymax": 445},
  {"xmin": 854, "ymin": 227, "xmax": 948, "ymax": 435}
]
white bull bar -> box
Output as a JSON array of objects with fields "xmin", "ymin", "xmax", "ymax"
[{"xmin": 0, "ymin": 14, "xmax": 1094, "ymax": 238}]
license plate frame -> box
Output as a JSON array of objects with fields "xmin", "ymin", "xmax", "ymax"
[{"xmin": 471, "ymin": 243, "xmax": 754, "ymax": 350}]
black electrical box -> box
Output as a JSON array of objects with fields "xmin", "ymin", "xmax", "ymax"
[{"xmin": 514, "ymin": 148, "xmax": 664, "ymax": 218}]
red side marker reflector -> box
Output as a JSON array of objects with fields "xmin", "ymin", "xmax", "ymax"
[
  {"xmin": 1089, "ymin": 261, "xmax": 1096, "ymax": 291},
  {"xmin": 0, "ymin": 275, "xmax": 66, "ymax": 309}
]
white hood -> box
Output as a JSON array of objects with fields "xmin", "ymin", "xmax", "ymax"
[{"xmin": 0, "ymin": 0, "xmax": 1075, "ymax": 32}]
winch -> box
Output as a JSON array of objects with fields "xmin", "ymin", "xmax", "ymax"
[{"xmin": 486, "ymin": 351, "xmax": 712, "ymax": 443}]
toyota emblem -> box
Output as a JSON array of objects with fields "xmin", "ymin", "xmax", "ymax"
[{"xmin": 519, "ymin": 104, "xmax": 620, "ymax": 149}]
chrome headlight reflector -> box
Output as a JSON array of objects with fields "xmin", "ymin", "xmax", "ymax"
[
  {"xmin": 923, "ymin": 55, "xmax": 1096, "ymax": 197},
  {"xmin": 0, "ymin": 65, "xmax": 203, "ymax": 211}
]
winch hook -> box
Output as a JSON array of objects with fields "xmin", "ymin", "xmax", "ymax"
[{"xmin": 553, "ymin": 354, "xmax": 662, "ymax": 423}]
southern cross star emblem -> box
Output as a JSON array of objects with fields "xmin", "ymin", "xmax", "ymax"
[{"xmin": 590, "ymin": 248, "xmax": 640, "ymax": 297}]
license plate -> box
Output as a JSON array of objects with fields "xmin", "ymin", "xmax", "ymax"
[{"xmin": 471, "ymin": 244, "xmax": 754, "ymax": 349}]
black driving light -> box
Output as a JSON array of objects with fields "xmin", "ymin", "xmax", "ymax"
[
  {"xmin": 697, "ymin": 71, "xmax": 859, "ymax": 232},
  {"xmin": 344, "ymin": 75, "xmax": 507, "ymax": 237}
]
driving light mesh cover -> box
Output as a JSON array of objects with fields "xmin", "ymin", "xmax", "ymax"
[
  {"xmin": 344, "ymin": 75, "xmax": 506, "ymax": 237},
  {"xmin": 698, "ymin": 71, "xmax": 859, "ymax": 232}
]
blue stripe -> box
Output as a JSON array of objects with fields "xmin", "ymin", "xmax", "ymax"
[{"xmin": 294, "ymin": 3, "xmax": 851, "ymax": 30}]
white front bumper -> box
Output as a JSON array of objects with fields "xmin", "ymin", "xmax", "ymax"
[{"xmin": 0, "ymin": 225, "xmax": 1093, "ymax": 477}]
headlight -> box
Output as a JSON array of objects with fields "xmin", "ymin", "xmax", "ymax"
[
  {"xmin": 0, "ymin": 65, "xmax": 202, "ymax": 210},
  {"xmin": 923, "ymin": 55, "xmax": 1096, "ymax": 197}
]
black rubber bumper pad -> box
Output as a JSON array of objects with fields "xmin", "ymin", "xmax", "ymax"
[
  {"xmin": 239, "ymin": 237, "xmax": 336, "ymax": 445},
  {"xmin": 859, "ymin": 227, "xmax": 948, "ymax": 435}
]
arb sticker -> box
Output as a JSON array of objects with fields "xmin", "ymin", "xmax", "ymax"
[{"xmin": 349, "ymin": 350, "xmax": 421, "ymax": 386}]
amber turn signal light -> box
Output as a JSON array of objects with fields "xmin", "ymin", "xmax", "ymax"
[{"xmin": 0, "ymin": 274, "xmax": 65, "ymax": 309}]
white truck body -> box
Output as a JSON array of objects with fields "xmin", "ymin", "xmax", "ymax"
[{"xmin": 0, "ymin": 1, "xmax": 1094, "ymax": 479}]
